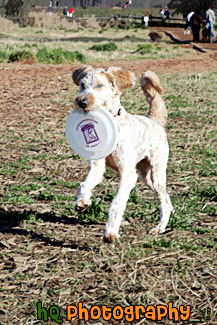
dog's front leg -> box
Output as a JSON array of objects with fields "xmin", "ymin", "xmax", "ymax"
[
  {"xmin": 103, "ymin": 166, "xmax": 138, "ymax": 243},
  {"xmin": 75, "ymin": 159, "xmax": 105, "ymax": 212}
]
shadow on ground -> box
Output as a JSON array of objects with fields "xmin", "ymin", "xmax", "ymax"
[
  {"xmin": 0, "ymin": 208, "xmax": 103, "ymax": 250},
  {"xmin": 2, "ymin": 35, "xmax": 148, "ymax": 43}
]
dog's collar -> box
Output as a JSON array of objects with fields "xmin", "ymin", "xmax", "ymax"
[{"xmin": 113, "ymin": 107, "xmax": 122, "ymax": 118}]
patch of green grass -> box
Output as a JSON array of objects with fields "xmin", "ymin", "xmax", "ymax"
[
  {"xmin": 77, "ymin": 198, "xmax": 107, "ymax": 223},
  {"xmin": 36, "ymin": 191, "xmax": 56, "ymax": 201},
  {"xmin": 2, "ymin": 189, "xmax": 35, "ymax": 205},
  {"xmin": 26, "ymin": 214, "xmax": 43, "ymax": 224},
  {"xmin": 129, "ymin": 188, "xmax": 143, "ymax": 204},
  {"xmin": 50, "ymin": 179, "xmax": 80, "ymax": 189},
  {"xmin": 23, "ymin": 43, "xmax": 38, "ymax": 48},
  {"xmin": 0, "ymin": 50, "xmax": 8, "ymax": 62},
  {"xmin": 195, "ymin": 184, "xmax": 217, "ymax": 201},
  {"xmin": 36, "ymin": 47, "xmax": 86, "ymax": 64},
  {"xmin": 89, "ymin": 42, "xmax": 118, "ymax": 52},
  {"xmin": 137, "ymin": 44, "xmax": 152, "ymax": 54},
  {"xmin": 144, "ymin": 237, "xmax": 172, "ymax": 249},
  {"xmin": 0, "ymin": 156, "xmax": 33, "ymax": 176}
]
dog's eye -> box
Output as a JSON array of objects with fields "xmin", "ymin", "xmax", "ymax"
[{"xmin": 96, "ymin": 84, "xmax": 103, "ymax": 88}]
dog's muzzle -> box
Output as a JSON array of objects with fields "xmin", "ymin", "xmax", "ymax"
[{"xmin": 78, "ymin": 98, "xmax": 88, "ymax": 109}]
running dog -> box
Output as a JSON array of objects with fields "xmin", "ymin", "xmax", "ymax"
[{"xmin": 72, "ymin": 66, "xmax": 173, "ymax": 243}]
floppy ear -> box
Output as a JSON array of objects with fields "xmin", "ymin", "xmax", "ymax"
[
  {"xmin": 72, "ymin": 65, "xmax": 93, "ymax": 86},
  {"xmin": 106, "ymin": 67, "xmax": 136, "ymax": 92}
]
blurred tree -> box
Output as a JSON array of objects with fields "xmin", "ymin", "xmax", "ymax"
[
  {"xmin": 168, "ymin": 0, "xmax": 217, "ymax": 16},
  {"xmin": 5, "ymin": 0, "xmax": 23, "ymax": 16},
  {"xmin": 4, "ymin": 0, "xmax": 36, "ymax": 16}
]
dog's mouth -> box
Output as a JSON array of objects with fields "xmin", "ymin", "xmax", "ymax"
[
  {"xmin": 82, "ymin": 108, "xmax": 91, "ymax": 113},
  {"xmin": 74, "ymin": 94, "xmax": 100, "ymax": 113},
  {"xmin": 74, "ymin": 104, "xmax": 98, "ymax": 113}
]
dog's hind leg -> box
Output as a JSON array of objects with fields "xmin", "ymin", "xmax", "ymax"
[
  {"xmin": 149, "ymin": 163, "xmax": 173, "ymax": 234},
  {"xmin": 75, "ymin": 159, "xmax": 105, "ymax": 212},
  {"xmin": 103, "ymin": 166, "xmax": 138, "ymax": 243},
  {"xmin": 137, "ymin": 158, "xmax": 173, "ymax": 233}
]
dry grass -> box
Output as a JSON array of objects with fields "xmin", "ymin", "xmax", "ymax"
[{"xmin": 0, "ymin": 24, "xmax": 193, "ymax": 64}]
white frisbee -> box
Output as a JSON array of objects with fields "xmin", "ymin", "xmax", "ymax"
[{"xmin": 65, "ymin": 107, "xmax": 119, "ymax": 160}]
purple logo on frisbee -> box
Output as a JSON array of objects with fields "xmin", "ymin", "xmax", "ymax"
[{"xmin": 81, "ymin": 123, "xmax": 99, "ymax": 144}]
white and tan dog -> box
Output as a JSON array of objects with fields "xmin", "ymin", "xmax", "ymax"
[{"xmin": 72, "ymin": 66, "xmax": 173, "ymax": 243}]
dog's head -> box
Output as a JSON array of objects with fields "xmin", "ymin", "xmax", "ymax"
[{"xmin": 72, "ymin": 66, "xmax": 135, "ymax": 115}]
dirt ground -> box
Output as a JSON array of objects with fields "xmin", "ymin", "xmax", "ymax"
[
  {"xmin": 0, "ymin": 52, "xmax": 216, "ymax": 136},
  {"xmin": 0, "ymin": 30, "xmax": 217, "ymax": 324},
  {"xmin": 0, "ymin": 45, "xmax": 217, "ymax": 115}
]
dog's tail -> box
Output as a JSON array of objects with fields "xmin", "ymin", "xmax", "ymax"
[{"xmin": 140, "ymin": 70, "xmax": 167, "ymax": 127}]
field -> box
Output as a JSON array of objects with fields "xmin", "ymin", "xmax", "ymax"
[{"xmin": 0, "ymin": 21, "xmax": 217, "ymax": 324}]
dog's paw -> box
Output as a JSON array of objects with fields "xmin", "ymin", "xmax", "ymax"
[
  {"xmin": 149, "ymin": 225, "xmax": 165, "ymax": 235},
  {"xmin": 103, "ymin": 233, "xmax": 118, "ymax": 244},
  {"xmin": 75, "ymin": 200, "xmax": 90, "ymax": 212}
]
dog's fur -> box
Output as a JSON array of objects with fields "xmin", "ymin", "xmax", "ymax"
[{"xmin": 72, "ymin": 66, "xmax": 173, "ymax": 243}]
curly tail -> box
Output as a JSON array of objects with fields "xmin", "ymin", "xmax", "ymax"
[{"xmin": 140, "ymin": 70, "xmax": 167, "ymax": 127}]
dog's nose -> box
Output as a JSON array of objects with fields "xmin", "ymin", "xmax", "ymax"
[{"xmin": 78, "ymin": 99, "xmax": 88, "ymax": 109}]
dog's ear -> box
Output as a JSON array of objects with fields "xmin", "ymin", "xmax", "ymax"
[
  {"xmin": 72, "ymin": 66, "xmax": 93, "ymax": 86},
  {"xmin": 106, "ymin": 67, "xmax": 136, "ymax": 92}
]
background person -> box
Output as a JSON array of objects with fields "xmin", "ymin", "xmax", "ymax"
[
  {"xmin": 190, "ymin": 9, "xmax": 203, "ymax": 42},
  {"xmin": 143, "ymin": 14, "xmax": 149, "ymax": 27},
  {"xmin": 184, "ymin": 11, "xmax": 194, "ymax": 34},
  {"xmin": 205, "ymin": 6, "xmax": 216, "ymax": 41},
  {"xmin": 48, "ymin": 0, "xmax": 53, "ymax": 15},
  {"xmin": 122, "ymin": 1, "xmax": 130, "ymax": 9},
  {"xmin": 63, "ymin": 7, "xmax": 67, "ymax": 15},
  {"xmin": 68, "ymin": 6, "xmax": 74, "ymax": 18},
  {"xmin": 126, "ymin": 1, "xmax": 130, "ymax": 9},
  {"xmin": 164, "ymin": 6, "xmax": 170, "ymax": 19},
  {"xmin": 160, "ymin": 8, "xmax": 165, "ymax": 19}
]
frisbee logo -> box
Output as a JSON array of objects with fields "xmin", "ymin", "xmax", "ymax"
[{"xmin": 81, "ymin": 123, "xmax": 99, "ymax": 144}]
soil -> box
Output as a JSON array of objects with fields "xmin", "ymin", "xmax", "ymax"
[
  {"xmin": 0, "ymin": 46, "xmax": 216, "ymax": 109},
  {"xmin": 0, "ymin": 47, "xmax": 215, "ymax": 131}
]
